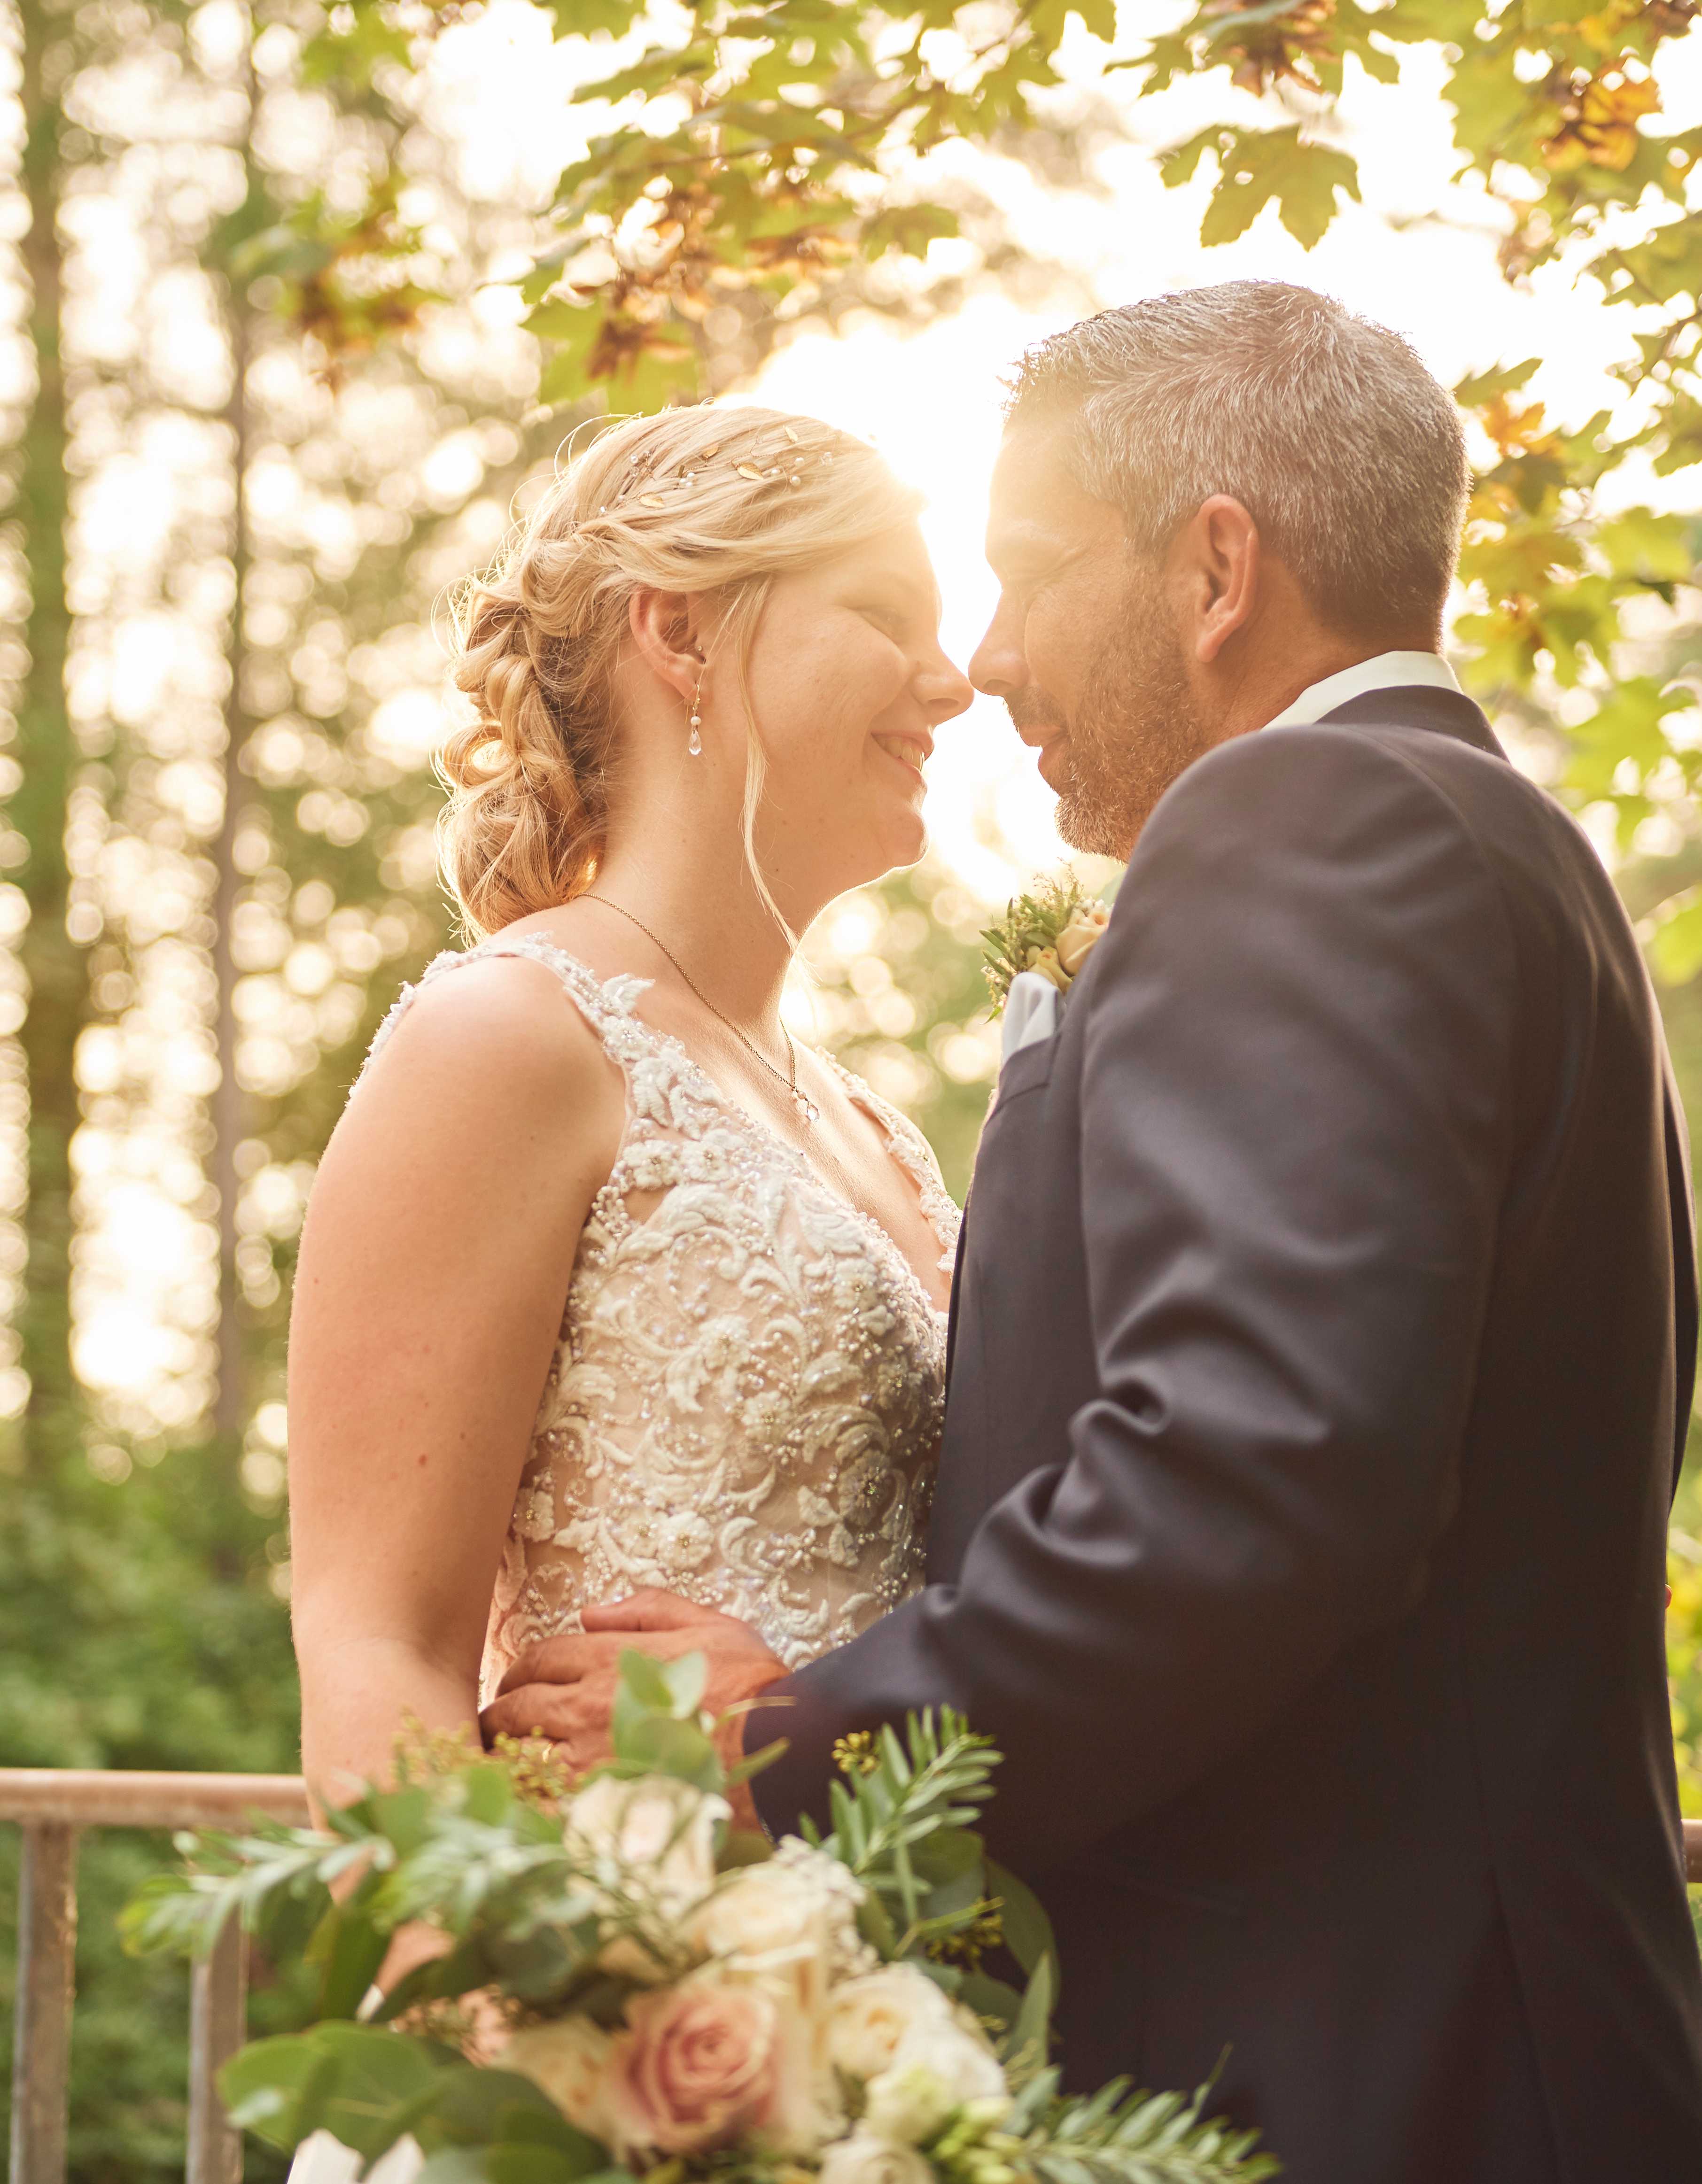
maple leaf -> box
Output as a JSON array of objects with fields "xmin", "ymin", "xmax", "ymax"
[
  {"xmin": 1541, "ymin": 67, "xmax": 1662, "ymax": 173},
  {"xmin": 1192, "ymin": 126, "xmax": 1361, "ymax": 249}
]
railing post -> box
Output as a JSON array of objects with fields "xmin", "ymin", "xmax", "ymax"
[
  {"xmin": 9, "ymin": 1820, "xmax": 79, "ymax": 2184},
  {"xmin": 187, "ymin": 1911, "xmax": 249, "ymax": 2184}
]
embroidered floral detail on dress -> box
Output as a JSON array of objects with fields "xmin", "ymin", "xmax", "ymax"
[{"xmin": 357, "ymin": 935, "xmax": 958, "ymax": 1692}]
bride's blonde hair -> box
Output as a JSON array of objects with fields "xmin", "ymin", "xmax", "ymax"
[{"xmin": 441, "ymin": 405, "xmax": 923, "ymax": 937}]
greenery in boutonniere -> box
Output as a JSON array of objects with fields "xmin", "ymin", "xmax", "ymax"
[{"xmin": 981, "ymin": 873, "xmax": 1112, "ymax": 1015}]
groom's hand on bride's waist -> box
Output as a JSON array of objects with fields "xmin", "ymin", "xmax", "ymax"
[{"xmin": 479, "ymin": 1590, "xmax": 788, "ymax": 1829}]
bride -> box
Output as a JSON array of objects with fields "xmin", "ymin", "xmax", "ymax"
[{"xmin": 287, "ymin": 400, "xmax": 972, "ymax": 1897}]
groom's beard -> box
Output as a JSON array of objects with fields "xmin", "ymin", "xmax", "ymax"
[{"xmin": 1053, "ymin": 583, "xmax": 1214, "ymax": 860}]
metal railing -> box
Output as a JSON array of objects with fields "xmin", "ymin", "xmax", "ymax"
[
  {"xmin": 4, "ymin": 1773, "xmax": 1702, "ymax": 2184},
  {"xmin": 1, "ymin": 1770, "xmax": 312, "ymax": 2184}
]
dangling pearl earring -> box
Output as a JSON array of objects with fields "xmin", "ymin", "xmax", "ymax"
[{"xmin": 688, "ymin": 666, "xmax": 704, "ymax": 758}]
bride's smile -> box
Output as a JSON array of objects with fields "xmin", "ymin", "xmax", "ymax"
[{"xmin": 870, "ymin": 727, "xmax": 932, "ymax": 783}]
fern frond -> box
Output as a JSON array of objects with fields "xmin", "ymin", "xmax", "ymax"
[{"xmin": 1017, "ymin": 2071, "xmax": 1280, "ymax": 2184}]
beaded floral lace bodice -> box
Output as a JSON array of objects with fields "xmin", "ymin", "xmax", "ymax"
[{"xmin": 362, "ymin": 936, "xmax": 959, "ymax": 1701}]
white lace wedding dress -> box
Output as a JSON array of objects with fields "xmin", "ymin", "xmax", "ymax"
[{"xmin": 289, "ymin": 934, "xmax": 958, "ymax": 2184}]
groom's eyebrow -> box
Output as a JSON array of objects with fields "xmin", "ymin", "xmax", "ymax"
[
  {"xmin": 987, "ymin": 528, "xmax": 1065, "ymax": 583},
  {"xmin": 987, "ymin": 507, "xmax": 1071, "ymax": 564}
]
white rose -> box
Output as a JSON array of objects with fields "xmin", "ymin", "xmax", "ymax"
[
  {"xmin": 771, "ymin": 1836, "xmax": 870, "ymax": 1963},
  {"xmin": 501, "ymin": 2016, "xmax": 615, "ymax": 2138},
  {"xmin": 826, "ymin": 1966, "xmax": 953, "ymax": 2084},
  {"xmin": 564, "ymin": 1774, "xmax": 727, "ymax": 1980},
  {"xmin": 690, "ymin": 1846, "xmax": 864, "ymax": 2005},
  {"xmin": 863, "ymin": 2017, "xmax": 1010, "ymax": 2147},
  {"xmin": 819, "ymin": 2133, "xmax": 936, "ymax": 2184},
  {"xmin": 1055, "ymin": 901, "xmax": 1110, "ymax": 977},
  {"xmin": 1023, "ymin": 945, "xmax": 1070, "ymax": 992}
]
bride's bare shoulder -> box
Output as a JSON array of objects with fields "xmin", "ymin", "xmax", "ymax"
[{"xmin": 330, "ymin": 942, "xmax": 625, "ymax": 1181}]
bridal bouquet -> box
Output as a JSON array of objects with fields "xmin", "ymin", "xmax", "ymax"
[{"xmin": 125, "ymin": 1656, "xmax": 1275, "ymax": 2184}]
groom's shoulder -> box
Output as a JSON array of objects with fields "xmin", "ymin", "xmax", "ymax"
[
  {"xmin": 1149, "ymin": 713, "xmax": 1556, "ymax": 865},
  {"xmin": 1126, "ymin": 719, "xmax": 1618, "ymax": 990}
]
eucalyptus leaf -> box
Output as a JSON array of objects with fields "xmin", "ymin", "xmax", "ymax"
[
  {"xmin": 412, "ymin": 2063, "xmax": 590, "ymax": 2153},
  {"xmin": 218, "ymin": 2025, "xmax": 443, "ymax": 2159},
  {"xmin": 218, "ymin": 2039, "xmax": 340, "ymax": 2153},
  {"xmin": 617, "ymin": 1712, "xmax": 721, "ymax": 1787},
  {"xmin": 307, "ymin": 1900, "xmax": 390, "ymax": 2021},
  {"xmin": 418, "ymin": 2154, "xmax": 492, "ymax": 2184},
  {"xmin": 959, "ymin": 1969, "xmax": 1026, "ymax": 2035},
  {"xmin": 987, "ymin": 1857, "xmax": 1057, "ymax": 1978},
  {"xmin": 484, "ymin": 2148, "xmax": 590, "ymax": 2184},
  {"xmin": 1010, "ymin": 1950, "xmax": 1057, "ymax": 2074},
  {"xmin": 660, "ymin": 1651, "xmax": 707, "ymax": 1716}
]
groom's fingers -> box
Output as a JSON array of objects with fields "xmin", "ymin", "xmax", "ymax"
[
  {"xmin": 582, "ymin": 1589, "xmax": 725, "ymax": 1634},
  {"xmin": 494, "ymin": 1624, "xmax": 698, "ymax": 1698},
  {"xmin": 495, "ymin": 1632, "xmax": 603, "ymax": 1695},
  {"xmin": 480, "ymin": 1680, "xmax": 614, "ymax": 1772}
]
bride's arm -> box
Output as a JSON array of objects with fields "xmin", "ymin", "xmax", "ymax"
[{"xmin": 287, "ymin": 956, "xmax": 624, "ymax": 1818}]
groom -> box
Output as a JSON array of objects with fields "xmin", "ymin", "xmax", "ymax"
[{"xmin": 485, "ymin": 283, "xmax": 1702, "ymax": 2179}]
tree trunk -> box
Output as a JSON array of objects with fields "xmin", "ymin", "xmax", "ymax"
[
  {"xmin": 210, "ymin": 196, "xmax": 252, "ymax": 1442},
  {"xmin": 15, "ymin": 0, "xmax": 81, "ymax": 1476}
]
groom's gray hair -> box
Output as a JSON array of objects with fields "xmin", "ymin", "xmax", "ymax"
[{"xmin": 1005, "ymin": 282, "xmax": 1469, "ymax": 640}]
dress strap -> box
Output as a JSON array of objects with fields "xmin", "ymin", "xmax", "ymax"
[
  {"xmin": 821, "ymin": 1053, "xmax": 961, "ymax": 1272},
  {"xmin": 353, "ymin": 933, "xmax": 654, "ymax": 1094}
]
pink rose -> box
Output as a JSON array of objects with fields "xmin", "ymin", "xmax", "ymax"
[{"xmin": 604, "ymin": 1978, "xmax": 781, "ymax": 2158}]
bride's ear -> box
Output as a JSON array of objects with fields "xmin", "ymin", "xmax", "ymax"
[{"xmin": 628, "ymin": 587, "xmax": 707, "ymax": 705}]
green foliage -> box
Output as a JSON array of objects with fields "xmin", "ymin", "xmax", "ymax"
[
  {"xmin": 809, "ymin": 864, "xmax": 1004, "ymax": 1205},
  {"xmin": 801, "ymin": 1708, "xmax": 1032, "ymax": 2012},
  {"xmin": 1163, "ymin": 126, "xmax": 1360, "ymax": 250},
  {"xmin": 806, "ymin": 1711, "xmax": 997, "ymax": 1898},
  {"xmin": 219, "ymin": 2025, "xmax": 606, "ymax": 2176},
  {"xmin": 1006, "ymin": 2069, "xmax": 1280, "ymax": 2184},
  {"xmin": 126, "ymin": 1650, "xmax": 781, "ymax": 2042},
  {"xmin": 0, "ymin": 1449, "xmax": 304, "ymax": 2181}
]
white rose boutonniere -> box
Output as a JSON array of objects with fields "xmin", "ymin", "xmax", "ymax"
[{"xmin": 981, "ymin": 870, "xmax": 1111, "ymax": 1014}]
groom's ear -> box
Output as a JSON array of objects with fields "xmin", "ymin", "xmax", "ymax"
[
  {"xmin": 627, "ymin": 586, "xmax": 705, "ymax": 703},
  {"xmin": 1179, "ymin": 496, "xmax": 1261, "ymax": 666}
]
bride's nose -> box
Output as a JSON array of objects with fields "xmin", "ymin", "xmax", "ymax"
[{"xmin": 914, "ymin": 642, "xmax": 974, "ymax": 723}]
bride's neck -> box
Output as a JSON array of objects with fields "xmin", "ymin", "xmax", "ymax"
[{"xmin": 590, "ymin": 812, "xmax": 819, "ymax": 1032}]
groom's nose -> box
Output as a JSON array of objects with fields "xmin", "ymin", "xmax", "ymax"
[{"xmin": 969, "ymin": 593, "xmax": 1029, "ymax": 698}]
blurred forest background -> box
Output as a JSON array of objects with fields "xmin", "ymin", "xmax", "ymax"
[{"xmin": 0, "ymin": 0, "xmax": 1701, "ymax": 2174}]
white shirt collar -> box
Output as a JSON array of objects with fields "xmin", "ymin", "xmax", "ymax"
[{"xmin": 1262, "ymin": 650, "xmax": 1463, "ymax": 733}]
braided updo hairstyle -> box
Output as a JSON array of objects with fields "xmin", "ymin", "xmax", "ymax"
[{"xmin": 441, "ymin": 405, "xmax": 923, "ymax": 937}]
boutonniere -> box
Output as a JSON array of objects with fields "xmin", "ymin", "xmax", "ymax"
[{"xmin": 980, "ymin": 869, "xmax": 1111, "ymax": 1014}]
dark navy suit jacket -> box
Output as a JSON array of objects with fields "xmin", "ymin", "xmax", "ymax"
[{"xmin": 752, "ymin": 687, "xmax": 1702, "ymax": 2183}]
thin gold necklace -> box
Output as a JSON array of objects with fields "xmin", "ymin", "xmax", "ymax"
[{"xmin": 584, "ymin": 895, "xmax": 821, "ymax": 1127}]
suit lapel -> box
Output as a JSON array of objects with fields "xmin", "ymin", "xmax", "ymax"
[{"xmin": 941, "ymin": 1201, "xmax": 969, "ymax": 1391}]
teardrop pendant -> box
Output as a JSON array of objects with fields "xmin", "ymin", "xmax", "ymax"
[{"xmin": 688, "ymin": 722, "xmax": 702, "ymax": 757}]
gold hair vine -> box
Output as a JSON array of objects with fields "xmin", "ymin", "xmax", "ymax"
[{"xmin": 600, "ymin": 429, "xmax": 845, "ymax": 515}]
